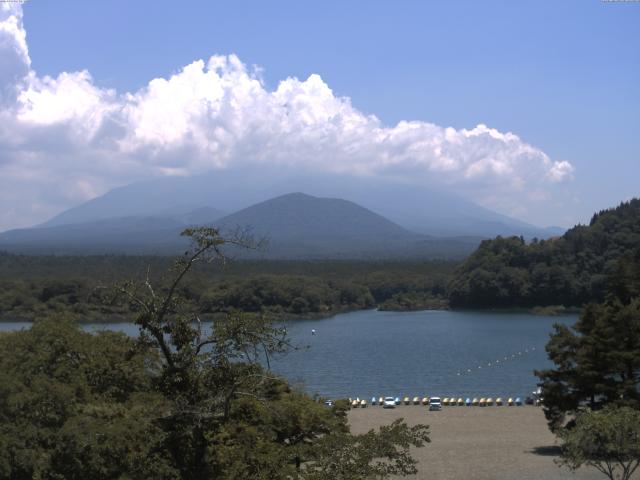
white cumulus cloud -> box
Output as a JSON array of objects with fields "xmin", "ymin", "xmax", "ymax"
[{"xmin": 0, "ymin": 3, "xmax": 573, "ymax": 231}]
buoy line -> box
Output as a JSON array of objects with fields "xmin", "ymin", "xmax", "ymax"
[{"xmin": 454, "ymin": 346, "xmax": 538, "ymax": 377}]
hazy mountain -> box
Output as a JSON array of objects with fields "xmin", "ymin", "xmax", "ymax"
[
  {"xmin": 0, "ymin": 207, "xmax": 225, "ymax": 255},
  {"xmin": 37, "ymin": 169, "xmax": 562, "ymax": 238},
  {"xmin": 0, "ymin": 193, "xmax": 480, "ymax": 258},
  {"xmin": 174, "ymin": 206, "xmax": 225, "ymax": 226},
  {"xmin": 212, "ymin": 192, "xmax": 481, "ymax": 258}
]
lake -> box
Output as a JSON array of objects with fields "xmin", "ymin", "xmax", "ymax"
[{"xmin": 0, "ymin": 309, "xmax": 576, "ymax": 400}]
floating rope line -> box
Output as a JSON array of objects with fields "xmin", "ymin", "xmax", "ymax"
[{"xmin": 455, "ymin": 346, "xmax": 538, "ymax": 377}]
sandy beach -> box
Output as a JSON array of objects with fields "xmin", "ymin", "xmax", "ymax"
[{"xmin": 348, "ymin": 405, "xmax": 619, "ymax": 480}]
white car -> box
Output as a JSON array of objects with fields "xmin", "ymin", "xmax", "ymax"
[
  {"xmin": 429, "ymin": 397, "xmax": 442, "ymax": 411},
  {"xmin": 383, "ymin": 396, "xmax": 396, "ymax": 408}
]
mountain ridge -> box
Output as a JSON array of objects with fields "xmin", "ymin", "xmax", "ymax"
[
  {"xmin": 0, "ymin": 192, "xmax": 481, "ymax": 258},
  {"xmin": 34, "ymin": 170, "xmax": 562, "ymax": 239}
]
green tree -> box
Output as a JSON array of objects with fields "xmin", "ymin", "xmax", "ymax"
[
  {"xmin": 303, "ymin": 419, "xmax": 430, "ymax": 479},
  {"xmin": 0, "ymin": 227, "xmax": 430, "ymax": 479},
  {"xmin": 536, "ymin": 293, "xmax": 640, "ymax": 431},
  {"xmin": 0, "ymin": 317, "xmax": 173, "ymax": 479},
  {"xmin": 557, "ymin": 406, "xmax": 640, "ymax": 480}
]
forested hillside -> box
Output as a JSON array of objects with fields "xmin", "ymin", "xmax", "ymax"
[
  {"xmin": 0, "ymin": 254, "xmax": 454, "ymax": 321},
  {"xmin": 448, "ymin": 199, "xmax": 640, "ymax": 308}
]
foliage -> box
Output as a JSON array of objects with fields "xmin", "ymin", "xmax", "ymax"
[
  {"xmin": 557, "ymin": 406, "xmax": 640, "ymax": 480},
  {"xmin": 449, "ymin": 199, "xmax": 640, "ymax": 308},
  {"xmin": 0, "ymin": 227, "xmax": 430, "ymax": 479},
  {"xmin": 536, "ymin": 251, "xmax": 640, "ymax": 430},
  {"xmin": 0, "ymin": 252, "xmax": 455, "ymax": 321},
  {"xmin": 378, "ymin": 292, "xmax": 448, "ymax": 311},
  {"xmin": 303, "ymin": 419, "xmax": 430, "ymax": 479},
  {"xmin": 0, "ymin": 317, "xmax": 172, "ymax": 479}
]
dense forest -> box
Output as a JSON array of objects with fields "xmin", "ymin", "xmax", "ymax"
[
  {"xmin": 0, "ymin": 254, "xmax": 454, "ymax": 322},
  {"xmin": 448, "ymin": 199, "xmax": 640, "ymax": 308},
  {"xmin": 1, "ymin": 198, "xmax": 638, "ymax": 320}
]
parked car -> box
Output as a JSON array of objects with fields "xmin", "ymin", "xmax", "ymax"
[
  {"xmin": 429, "ymin": 396, "xmax": 442, "ymax": 411},
  {"xmin": 383, "ymin": 396, "xmax": 396, "ymax": 408}
]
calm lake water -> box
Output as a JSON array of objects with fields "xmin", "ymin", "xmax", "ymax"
[{"xmin": 0, "ymin": 309, "xmax": 576, "ymax": 400}]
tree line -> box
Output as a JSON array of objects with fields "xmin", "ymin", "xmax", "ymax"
[
  {"xmin": 536, "ymin": 247, "xmax": 640, "ymax": 479},
  {"xmin": 448, "ymin": 199, "xmax": 640, "ymax": 309},
  {"xmin": 0, "ymin": 255, "xmax": 454, "ymax": 322}
]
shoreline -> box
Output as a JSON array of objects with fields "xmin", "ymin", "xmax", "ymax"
[{"xmin": 0, "ymin": 304, "xmax": 580, "ymax": 324}]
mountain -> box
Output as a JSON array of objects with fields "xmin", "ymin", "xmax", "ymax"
[
  {"xmin": 0, "ymin": 206, "xmax": 225, "ymax": 255},
  {"xmin": 214, "ymin": 192, "xmax": 475, "ymax": 258},
  {"xmin": 36, "ymin": 169, "xmax": 561, "ymax": 239},
  {"xmin": 0, "ymin": 193, "xmax": 480, "ymax": 258}
]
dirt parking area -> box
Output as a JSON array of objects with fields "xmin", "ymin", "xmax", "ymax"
[{"xmin": 348, "ymin": 405, "xmax": 618, "ymax": 480}]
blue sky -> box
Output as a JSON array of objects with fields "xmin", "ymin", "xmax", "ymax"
[{"xmin": 0, "ymin": 0, "xmax": 637, "ymax": 230}]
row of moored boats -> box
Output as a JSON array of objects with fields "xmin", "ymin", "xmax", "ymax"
[{"xmin": 349, "ymin": 396, "xmax": 528, "ymax": 408}]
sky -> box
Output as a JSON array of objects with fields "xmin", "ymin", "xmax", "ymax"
[{"xmin": 0, "ymin": 0, "xmax": 638, "ymax": 231}]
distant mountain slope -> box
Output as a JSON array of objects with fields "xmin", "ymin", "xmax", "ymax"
[
  {"xmin": 217, "ymin": 192, "xmax": 412, "ymax": 239},
  {"xmin": 214, "ymin": 192, "xmax": 423, "ymax": 258},
  {"xmin": 35, "ymin": 169, "xmax": 561, "ymax": 238},
  {"xmin": 448, "ymin": 198, "xmax": 640, "ymax": 308},
  {"xmin": 0, "ymin": 193, "xmax": 481, "ymax": 258},
  {"xmin": 0, "ymin": 217, "xmax": 185, "ymax": 255},
  {"xmin": 0, "ymin": 206, "xmax": 224, "ymax": 255}
]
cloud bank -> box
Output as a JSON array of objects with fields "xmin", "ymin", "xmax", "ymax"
[{"xmin": 0, "ymin": 3, "xmax": 573, "ymax": 231}]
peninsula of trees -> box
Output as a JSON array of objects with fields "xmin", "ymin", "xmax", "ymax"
[{"xmin": 448, "ymin": 199, "xmax": 640, "ymax": 309}]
